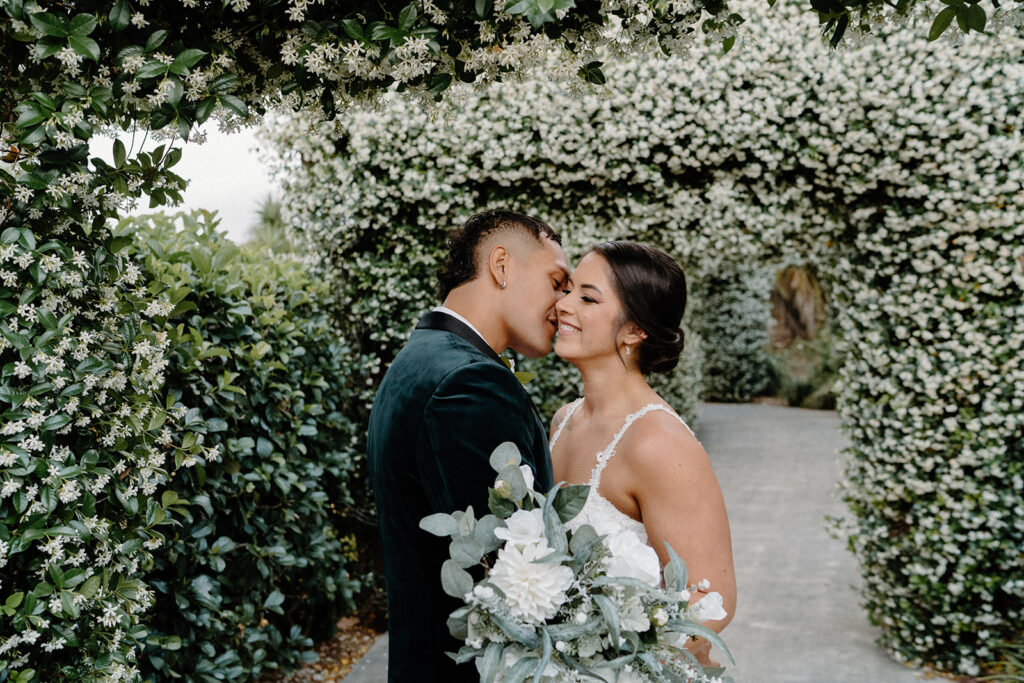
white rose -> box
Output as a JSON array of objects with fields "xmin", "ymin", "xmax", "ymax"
[
  {"xmin": 520, "ymin": 464, "xmax": 535, "ymax": 491},
  {"xmin": 604, "ymin": 532, "xmax": 661, "ymax": 587},
  {"xmin": 493, "ymin": 507, "xmax": 546, "ymax": 548},
  {"xmin": 689, "ymin": 591, "xmax": 728, "ymax": 623}
]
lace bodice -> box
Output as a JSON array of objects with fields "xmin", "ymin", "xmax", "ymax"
[{"xmin": 551, "ymin": 398, "xmax": 697, "ymax": 545}]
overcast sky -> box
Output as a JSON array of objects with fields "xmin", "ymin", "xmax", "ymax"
[{"xmin": 92, "ymin": 126, "xmax": 277, "ymax": 243}]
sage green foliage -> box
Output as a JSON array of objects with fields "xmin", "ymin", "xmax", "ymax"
[{"xmin": 119, "ymin": 211, "xmax": 364, "ymax": 680}]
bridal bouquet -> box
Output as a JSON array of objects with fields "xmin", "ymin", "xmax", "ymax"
[{"xmin": 420, "ymin": 443, "xmax": 733, "ymax": 683}]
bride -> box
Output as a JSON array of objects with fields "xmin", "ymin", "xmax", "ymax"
[{"xmin": 550, "ymin": 240, "xmax": 736, "ymax": 664}]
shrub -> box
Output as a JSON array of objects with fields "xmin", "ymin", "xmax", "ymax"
[{"xmin": 117, "ymin": 211, "xmax": 364, "ymax": 681}]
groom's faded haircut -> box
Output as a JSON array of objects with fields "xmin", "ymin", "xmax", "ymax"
[{"xmin": 437, "ymin": 210, "xmax": 561, "ymax": 300}]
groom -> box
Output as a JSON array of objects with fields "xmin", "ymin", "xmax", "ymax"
[{"xmin": 367, "ymin": 210, "xmax": 570, "ymax": 682}]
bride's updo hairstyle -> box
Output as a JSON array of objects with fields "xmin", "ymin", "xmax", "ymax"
[{"xmin": 591, "ymin": 241, "xmax": 687, "ymax": 375}]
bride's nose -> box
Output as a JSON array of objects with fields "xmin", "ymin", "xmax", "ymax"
[{"xmin": 555, "ymin": 295, "xmax": 571, "ymax": 316}]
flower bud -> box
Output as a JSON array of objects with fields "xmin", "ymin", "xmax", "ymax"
[{"xmin": 494, "ymin": 479, "xmax": 513, "ymax": 499}]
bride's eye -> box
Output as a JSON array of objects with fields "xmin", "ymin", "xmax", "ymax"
[{"xmin": 582, "ymin": 296, "xmax": 596, "ymax": 303}]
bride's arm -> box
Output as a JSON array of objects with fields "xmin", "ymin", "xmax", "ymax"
[{"xmin": 620, "ymin": 417, "xmax": 737, "ymax": 638}]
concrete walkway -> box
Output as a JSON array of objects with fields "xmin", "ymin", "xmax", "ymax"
[{"xmin": 346, "ymin": 403, "xmax": 924, "ymax": 682}]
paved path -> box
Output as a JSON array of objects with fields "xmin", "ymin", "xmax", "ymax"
[{"xmin": 346, "ymin": 403, "xmax": 924, "ymax": 682}]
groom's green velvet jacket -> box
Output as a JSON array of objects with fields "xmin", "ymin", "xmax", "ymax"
[{"xmin": 367, "ymin": 312, "xmax": 554, "ymax": 682}]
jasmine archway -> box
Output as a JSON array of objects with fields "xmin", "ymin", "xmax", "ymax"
[{"xmin": 264, "ymin": 1, "xmax": 1024, "ymax": 677}]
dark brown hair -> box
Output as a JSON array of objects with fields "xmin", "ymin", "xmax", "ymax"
[
  {"xmin": 591, "ymin": 241, "xmax": 687, "ymax": 375},
  {"xmin": 437, "ymin": 210, "xmax": 561, "ymax": 300}
]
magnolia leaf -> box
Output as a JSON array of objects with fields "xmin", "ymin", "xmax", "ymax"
[
  {"xmin": 541, "ymin": 482, "xmax": 569, "ymax": 552},
  {"xmin": 553, "ymin": 484, "xmax": 588, "ymax": 523},
  {"xmin": 488, "ymin": 488, "xmax": 516, "ymax": 517}
]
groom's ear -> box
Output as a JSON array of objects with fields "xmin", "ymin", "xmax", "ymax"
[{"xmin": 487, "ymin": 245, "xmax": 510, "ymax": 287}]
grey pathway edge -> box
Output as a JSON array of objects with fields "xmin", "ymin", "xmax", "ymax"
[{"xmin": 344, "ymin": 403, "xmax": 923, "ymax": 682}]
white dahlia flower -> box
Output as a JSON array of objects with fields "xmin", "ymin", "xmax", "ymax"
[{"xmin": 489, "ymin": 541, "xmax": 573, "ymax": 623}]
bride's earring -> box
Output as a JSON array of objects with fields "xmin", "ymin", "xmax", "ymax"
[
  {"xmin": 625, "ymin": 345, "xmax": 632, "ymax": 356},
  {"xmin": 499, "ymin": 281, "xmax": 507, "ymax": 289}
]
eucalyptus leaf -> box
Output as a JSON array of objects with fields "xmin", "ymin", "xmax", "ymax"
[
  {"xmin": 441, "ymin": 559, "xmax": 473, "ymax": 598},
  {"xmin": 489, "ymin": 441, "xmax": 522, "ymax": 473},
  {"xmin": 420, "ymin": 512, "xmax": 459, "ymax": 537}
]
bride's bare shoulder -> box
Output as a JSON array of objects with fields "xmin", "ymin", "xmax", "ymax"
[{"xmin": 618, "ymin": 407, "xmax": 707, "ymax": 472}]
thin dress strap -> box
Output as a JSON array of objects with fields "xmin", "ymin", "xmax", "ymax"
[
  {"xmin": 549, "ymin": 398, "xmax": 584, "ymax": 450},
  {"xmin": 590, "ymin": 403, "xmax": 697, "ymax": 489}
]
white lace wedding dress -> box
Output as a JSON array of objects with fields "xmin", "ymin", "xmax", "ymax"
[{"xmin": 551, "ymin": 398, "xmax": 699, "ymax": 586}]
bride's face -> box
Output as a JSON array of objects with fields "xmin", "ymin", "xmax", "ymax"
[{"xmin": 554, "ymin": 252, "xmax": 628, "ymax": 363}]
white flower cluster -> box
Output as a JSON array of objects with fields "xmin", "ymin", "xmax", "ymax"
[
  {"xmin": 266, "ymin": 0, "xmax": 1023, "ymax": 673},
  {"xmin": 0, "ymin": 229, "xmax": 202, "ymax": 672}
]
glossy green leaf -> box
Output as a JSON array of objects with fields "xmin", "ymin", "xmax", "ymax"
[
  {"xmin": 109, "ymin": 0, "xmax": 131, "ymax": 31},
  {"xmin": 29, "ymin": 12, "xmax": 67, "ymax": 38},
  {"xmin": 68, "ymin": 34, "xmax": 100, "ymax": 62},
  {"xmin": 929, "ymin": 6, "xmax": 956, "ymax": 40}
]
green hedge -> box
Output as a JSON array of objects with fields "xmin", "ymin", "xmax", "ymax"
[
  {"xmin": 119, "ymin": 211, "xmax": 365, "ymax": 680},
  {"xmin": 0, "ymin": 210, "xmax": 366, "ymax": 681}
]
